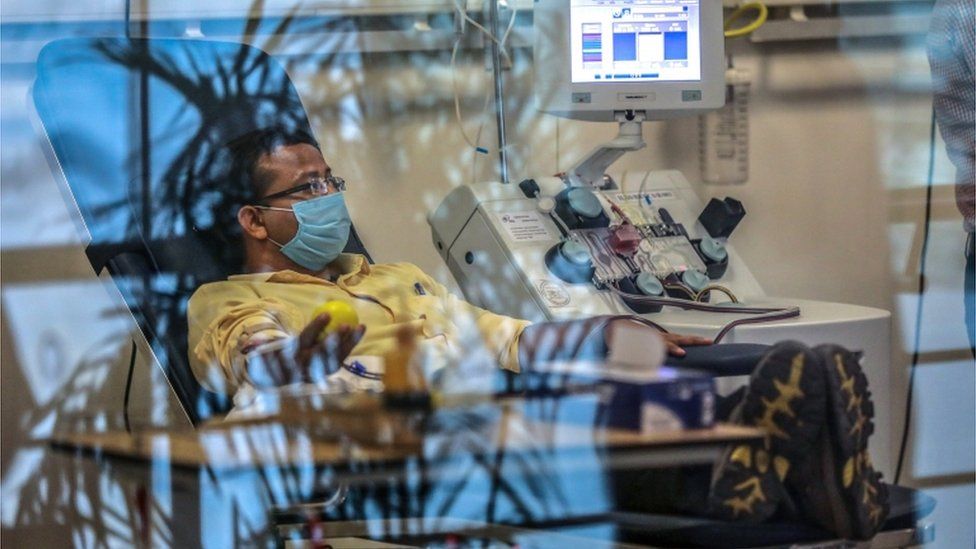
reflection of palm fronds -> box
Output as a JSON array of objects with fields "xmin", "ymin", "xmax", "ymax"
[
  {"xmin": 11, "ymin": 332, "xmax": 147, "ymax": 546},
  {"xmin": 261, "ymin": 407, "xmax": 572, "ymax": 537},
  {"xmin": 67, "ymin": 6, "xmax": 312, "ymax": 422},
  {"xmin": 423, "ymin": 408, "xmax": 569, "ymax": 524},
  {"xmin": 26, "ymin": 5, "xmax": 579, "ymax": 540},
  {"xmin": 90, "ymin": 20, "xmax": 305, "ymax": 258},
  {"xmin": 15, "ymin": 328, "xmax": 135, "ymax": 432},
  {"xmin": 14, "ymin": 451, "xmax": 143, "ymax": 547}
]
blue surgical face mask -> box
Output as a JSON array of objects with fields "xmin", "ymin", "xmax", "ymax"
[{"xmin": 260, "ymin": 192, "xmax": 351, "ymax": 271}]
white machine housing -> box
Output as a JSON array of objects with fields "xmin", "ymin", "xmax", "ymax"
[{"xmin": 428, "ymin": 171, "xmax": 896, "ymax": 477}]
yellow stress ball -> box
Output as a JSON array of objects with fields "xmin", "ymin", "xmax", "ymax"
[{"xmin": 312, "ymin": 300, "xmax": 359, "ymax": 339}]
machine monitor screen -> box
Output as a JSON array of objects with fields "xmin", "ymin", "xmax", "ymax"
[
  {"xmin": 534, "ymin": 0, "xmax": 722, "ymax": 121},
  {"xmin": 570, "ymin": 0, "xmax": 702, "ymax": 84}
]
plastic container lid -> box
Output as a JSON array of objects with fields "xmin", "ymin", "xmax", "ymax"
[
  {"xmin": 699, "ymin": 236, "xmax": 728, "ymax": 262},
  {"xmin": 537, "ymin": 196, "xmax": 557, "ymax": 214},
  {"xmin": 635, "ymin": 272, "xmax": 664, "ymax": 296},
  {"xmin": 567, "ymin": 188, "xmax": 603, "ymax": 218}
]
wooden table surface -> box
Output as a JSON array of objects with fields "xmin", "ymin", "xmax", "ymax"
[{"xmin": 49, "ymin": 401, "xmax": 761, "ymax": 473}]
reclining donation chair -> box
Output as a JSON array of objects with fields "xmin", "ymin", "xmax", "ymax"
[
  {"xmin": 32, "ymin": 37, "xmax": 372, "ymax": 424},
  {"xmin": 32, "ymin": 36, "xmax": 933, "ymax": 548}
]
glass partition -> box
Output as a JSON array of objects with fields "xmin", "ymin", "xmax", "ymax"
[{"xmin": 0, "ymin": 1, "xmax": 971, "ymax": 547}]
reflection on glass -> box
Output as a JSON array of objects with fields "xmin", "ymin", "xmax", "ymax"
[{"xmin": 0, "ymin": 1, "xmax": 971, "ymax": 547}]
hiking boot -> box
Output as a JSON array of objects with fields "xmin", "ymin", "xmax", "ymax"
[
  {"xmin": 707, "ymin": 341, "xmax": 827, "ymax": 522},
  {"xmin": 795, "ymin": 344, "xmax": 889, "ymax": 539}
]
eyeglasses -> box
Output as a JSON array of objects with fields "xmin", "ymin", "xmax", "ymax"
[{"xmin": 259, "ymin": 175, "xmax": 346, "ymax": 204}]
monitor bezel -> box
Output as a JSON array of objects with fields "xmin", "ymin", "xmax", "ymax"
[{"xmin": 534, "ymin": 0, "xmax": 726, "ymax": 122}]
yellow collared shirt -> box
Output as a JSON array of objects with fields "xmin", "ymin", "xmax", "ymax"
[{"xmin": 188, "ymin": 254, "xmax": 529, "ymax": 394}]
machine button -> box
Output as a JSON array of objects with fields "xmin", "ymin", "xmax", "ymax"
[
  {"xmin": 658, "ymin": 207, "xmax": 675, "ymax": 224},
  {"xmin": 698, "ymin": 197, "xmax": 746, "ymax": 238},
  {"xmin": 545, "ymin": 240, "xmax": 595, "ymax": 284},
  {"xmin": 681, "ymin": 269, "xmax": 709, "ymax": 293},
  {"xmin": 518, "ymin": 178, "xmax": 541, "ymax": 198},
  {"xmin": 699, "ymin": 236, "xmax": 728, "ymax": 262},
  {"xmin": 635, "ymin": 272, "xmax": 664, "ymax": 296},
  {"xmin": 567, "ymin": 188, "xmax": 603, "ymax": 219}
]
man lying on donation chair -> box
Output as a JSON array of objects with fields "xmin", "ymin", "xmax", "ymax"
[{"xmin": 187, "ymin": 127, "xmax": 889, "ymax": 540}]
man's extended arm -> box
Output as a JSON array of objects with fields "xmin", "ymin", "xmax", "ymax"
[
  {"xmin": 517, "ymin": 316, "xmax": 712, "ymax": 371},
  {"xmin": 419, "ymin": 268, "xmax": 712, "ymax": 374}
]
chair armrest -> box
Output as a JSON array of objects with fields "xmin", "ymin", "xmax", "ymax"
[{"xmin": 665, "ymin": 343, "xmax": 770, "ymax": 377}]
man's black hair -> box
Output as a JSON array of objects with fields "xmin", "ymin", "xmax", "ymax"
[{"xmin": 227, "ymin": 126, "xmax": 321, "ymax": 200}]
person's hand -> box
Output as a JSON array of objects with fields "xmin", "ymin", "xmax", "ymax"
[
  {"xmin": 294, "ymin": 313, "xmax": 366, "ymax": 378},
  {"xmin": 604, "ymin": 318, "xmax": 712, "ymax": 359},
  {"xmin": 661, "ymin": 332, "xmax": 713, "ymax": 357},
  {"xmin": 246, "ymin": 314, "xmax": 365, "ymax": 386}
]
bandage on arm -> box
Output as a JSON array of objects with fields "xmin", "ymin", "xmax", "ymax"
[
  {"xmin": 238, "ymin": 326, "xmax": 291, "ymax": 355},
  {"xmin": 234, "ymin": 336, "xmax": 301, "ymax": 388}
]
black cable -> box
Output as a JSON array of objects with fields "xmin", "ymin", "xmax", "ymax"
[
  {"xmin": 894, "ymin": 107, "xmax": 937, "ymax": 485},
  {"xmin": 606, "ymin": 282, "xmax": 801, "ymax": 342},
  {"xmin": 606, "ymin": 281, "xmax": 796, "ymax": 314},
  {"xmin": 123, "ymin": 340, "xmax": 138, "ymax": 434}
]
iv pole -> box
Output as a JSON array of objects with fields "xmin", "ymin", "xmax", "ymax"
[
  {"xmin": 487, "ymin": 0, "xmax": 511, "ymax": 184},
  {"xmin": 485, "ymin": 1, "xmax": 644, "ymax": 188}
]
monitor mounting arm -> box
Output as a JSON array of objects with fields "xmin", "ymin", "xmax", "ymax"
[{"xmin": 566, "ymin": 110, "xmax": 646, "ymax": 188}]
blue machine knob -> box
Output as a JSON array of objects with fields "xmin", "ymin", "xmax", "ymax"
[
  {"xmin": 560, "ymin": 240, "xmax": 592, "ymax": 265},
  {"xmin": 567, "ymin": 188, "xmax": 603, "ymax": 219},
  {"xmin": 681, "ymin": 269, "xmax": 709, "ymax": 293},
  {"xmin": 546, "ymin": 240, "xmax": 595, "ymax": 284},
  {"xmin": 699, "ymin": 236, "xmax": 728, "ymax": 262},
  {"xmin": 635, "ymin": 272, "xmax": 664, "ymax": 296}
]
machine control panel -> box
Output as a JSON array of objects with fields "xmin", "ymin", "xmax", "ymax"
[
  {"xmin": 546, "ymin": 185, "xmax": 732, "ymax": 309},
  {"xmin": 428, "ymin": 170, "xmax": 764, "ymax": 322}
]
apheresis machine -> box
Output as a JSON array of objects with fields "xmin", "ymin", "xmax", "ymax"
[{"xmin": 429, "ymin": 0, "xmax": 895, "ymax": 475}]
